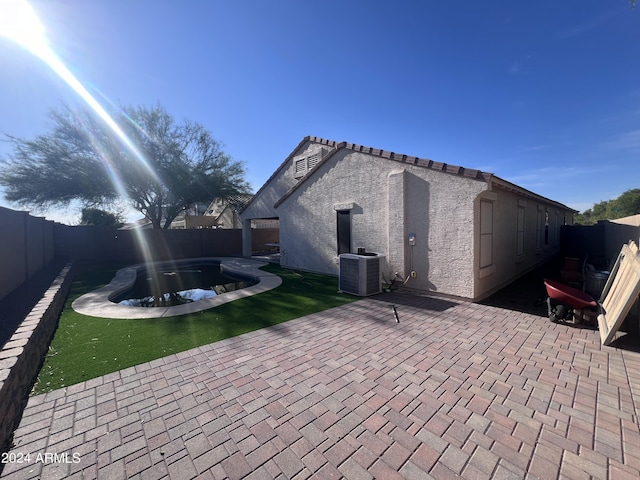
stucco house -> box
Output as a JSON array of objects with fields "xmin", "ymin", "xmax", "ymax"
[
  {"xmin": 203, "ymin": 194, "xmax": 253, "ymax": 229},
  {"xmin": 168, "ymin": 195, "xmax": 252, "ymax": 229},
  {"xmin": 241, "ymin": 136, "xmax": 576, "ymax": 301}
]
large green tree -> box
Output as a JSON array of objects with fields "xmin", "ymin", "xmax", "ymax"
[
  {"xmin": 576, "ymin": 188, "xmax": 640, "ymax": 225},
  {"xmin": 79, "ymin": 207, "xmax": 124, "ymax": 228},
  {"xmin": 0, "ymin": 104, "xmax": 250, "ymax": 229},
  {"xmin": 613, "ymin": 189, "xmax": 640, "ymax": 216}
]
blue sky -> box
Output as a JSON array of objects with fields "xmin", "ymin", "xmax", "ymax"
[{"xmin": 0, "ymin": 0, "xmax": 638, "ymax": 224}]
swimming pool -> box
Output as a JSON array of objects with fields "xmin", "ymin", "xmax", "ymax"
[
  {"xmin": 112, "ymin": 263, "xmax": 257, "ymax": 307},
  {"xmin": 72, "ymin": 258, "xmax": 282, "ymax": 319}
]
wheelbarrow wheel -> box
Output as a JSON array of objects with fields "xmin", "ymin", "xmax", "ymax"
[
  {"xmin": 549, "ymin": 304, "xmax": 569, "ymax": 323},
  {"xmin": 547, "ymin": 298, "xmax": 568, "ymax": 323}
]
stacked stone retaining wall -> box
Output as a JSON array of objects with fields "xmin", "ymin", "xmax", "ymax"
[{"xmin": 0, "ymin": 262, "xmax": 74, "ymax": 456}]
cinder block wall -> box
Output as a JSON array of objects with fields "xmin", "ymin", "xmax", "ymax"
[
  {"xmin": 53, "ymin": 225, "xmax": 245, "ymax": 263},
  {"xmin": 0, "ymin": 208, "xmax": 56, "ymax": 303},
  {"xmin": 561, "ymin": 221, "xmax": 640, "ymax": 268}
]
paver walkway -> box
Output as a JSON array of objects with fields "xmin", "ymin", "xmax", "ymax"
[{"xmin": 2, "ymin": 293, "xmax": 640, "ymax": 479}]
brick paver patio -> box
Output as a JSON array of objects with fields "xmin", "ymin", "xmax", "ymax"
[{"xmin": 2, "ymin": 293, "xmax": 640, "ymax": 479}]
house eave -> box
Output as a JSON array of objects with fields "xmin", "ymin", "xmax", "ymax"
[{"xmin": 489, "ymin": 176, "xmax": 578, "ymax": 213}]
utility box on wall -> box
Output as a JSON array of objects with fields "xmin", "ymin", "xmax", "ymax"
[{"xmin": 338, "ymin": 253, "xmax": 384, "ymax": 296}]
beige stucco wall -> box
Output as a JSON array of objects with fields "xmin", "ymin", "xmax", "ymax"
[
  {"xmin": 277, "ymin": 147, "xmax": 488, "ymax": 298},
  {"xmin": 473, "ymin": 187, "xmax": 574, "ymax": 300},
  {"xmin": 241, "ymin": 138, "xmax": 576, "ymax": 300}
]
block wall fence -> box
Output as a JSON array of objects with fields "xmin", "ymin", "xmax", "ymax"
[
  {"xmin": 0, "ymin": 207, "xmax": 55, "ymax": 304},
  {"xmin": 1, "ymin": 206, "xmax": 279, "ymax": 303}
]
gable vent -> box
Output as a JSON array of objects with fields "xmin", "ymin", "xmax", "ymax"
[
  {"xmin": 293, "ymin": 148, "xmax": 326, "ymax": 179},
  {"xmin": 294, "ymin": 159, "xmax": 307, "ymax": 176},
  {"xmin": 307, "ymin": 152, "xmax": 320, "ymax": 169}
]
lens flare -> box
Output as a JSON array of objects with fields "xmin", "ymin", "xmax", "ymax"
[
  {"xmin": 0, "ymin": 0, "xmax": 159, "ymax": 184},
  {"xmin": 0, "ymin": 0, "xmax": 46, "ymax": 52},
  {"xmin": 1, "ymin": 0, "xmax": 163, "ymax": 264}
]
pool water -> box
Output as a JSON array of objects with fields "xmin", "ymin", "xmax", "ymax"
[{"xmin": 112, "ymin": 264, "xmax": 256, "ymax": 307}]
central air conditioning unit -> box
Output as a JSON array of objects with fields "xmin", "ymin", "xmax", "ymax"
[{"xmin": 339, "ymin": 253, "xmax": 384, "ymax": 296}]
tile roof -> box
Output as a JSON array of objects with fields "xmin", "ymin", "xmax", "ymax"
[
  {"xmin": 243, "ymin": 136, "xmax": 576, "ymax": 213},
  {"xmin": 304, "ymin": 136, "xmax": 492, "ymax": 181}
]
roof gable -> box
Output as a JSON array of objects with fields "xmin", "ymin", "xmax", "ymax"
[
  {"xmin": 240, "ymin": 137, "xmax": 315, "ymax": 214},
  {"xmin": 272, "ymin": 136, "xmax": 493, "ymax": 208}
]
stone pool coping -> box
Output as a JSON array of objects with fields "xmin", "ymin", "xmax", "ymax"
[{"xmin": 71, "ymin": 257, "xmax": 282, "ymax": 319}]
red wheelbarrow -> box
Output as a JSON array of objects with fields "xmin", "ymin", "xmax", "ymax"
[{"xmin": 543, "ymin": 279, "xmax": 598, "ymax": 323}]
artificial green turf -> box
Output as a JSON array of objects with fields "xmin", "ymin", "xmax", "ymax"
[{"xmin": 34, "ymin": 262, "xmax": 359, "ymax": 394}]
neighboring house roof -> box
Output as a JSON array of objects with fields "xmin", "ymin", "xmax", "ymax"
[
  {"xmin": 243, "ymin": 136, "xmax": 577, "ymax": 214},
  {"xmin": 205, "ymin": 194, "xmax": 253, "ymax": 217},
  {"xmin": 120, "ymin": 218, "xmax": 153, "ymax": 230},
  {"xmin": 205, "ymin": 194, "xmax": 253, "ymax": 228},
  {"xmin": 122, "ymin": 195, "xmax": 255, "ymax": 230}
]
